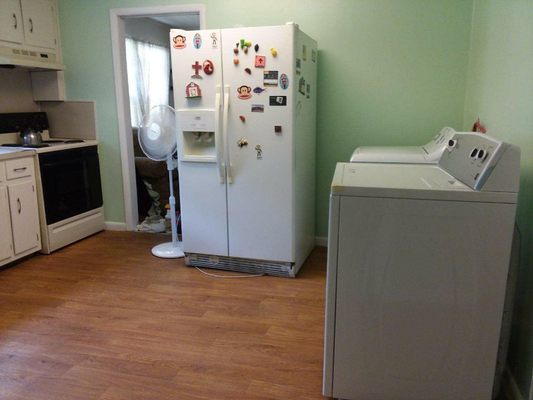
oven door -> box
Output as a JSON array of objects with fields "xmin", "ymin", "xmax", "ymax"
[{"xmin": 39, "ymin": 146, "xmax": 103, "ymax": 225}]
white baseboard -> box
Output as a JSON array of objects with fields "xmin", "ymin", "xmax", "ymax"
[
  {"xmin": 105, "ymin": 221, "xmax": 128, "ymax": 231},
  {"xmin": 504, "ymin": 367, "xmax": 525, "ymax": 400},
  {"xmin": 315, "ymin": 236, "xmax": 328, "ymax": 247},
  {"xmin": 102, "ymin": 228, "xmax": 329, "ymax": 244}
]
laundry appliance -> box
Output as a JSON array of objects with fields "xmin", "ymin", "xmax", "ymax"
[
  {"xmin": 350, "ymin": 126, "xmax": 457, "ymax": 163},
  {"xmin": 170, "ymin": 24, "xmax": 317, "ymax": 277},
  {"xmin": 324, "ymin": 132, "xmax": 520, "ymax": 400}
]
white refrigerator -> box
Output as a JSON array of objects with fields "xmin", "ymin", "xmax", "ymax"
[{"xmin": 169, "ymin": 23, "xmax": 317, "ymax": 277}]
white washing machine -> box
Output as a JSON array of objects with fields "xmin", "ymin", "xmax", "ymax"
[
  {"xmin": 350, "ymin": 126, "xmax": 458, "ymax": 163},
  {"xmin": 324, "ymin": 132, "xmax": 520, "ymax": 400}
]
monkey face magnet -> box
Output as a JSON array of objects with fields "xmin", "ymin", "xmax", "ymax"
[
  {"xmin": 237, "ymin": 85, "xmax": 252, "ymax": 100},
  {"xmin": 172, "ymin": 35, "xmax": 186, "ymax": 49}
]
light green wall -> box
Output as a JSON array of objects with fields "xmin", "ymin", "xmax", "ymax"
[
  {"xmin": 57, "ymin": 0, "xmax": 532, "ymax": 395},
  {"xmin": 57, "ymin": 0, "xmax": 473, "ymax": 231},
  {"xmin": 463, "ymin": 0, "xmax": 533, "ymax": 397}
]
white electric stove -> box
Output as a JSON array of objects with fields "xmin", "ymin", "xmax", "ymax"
[{"xmin": 0, "ymin": 112, "xmax": 104, "ymax": 254}]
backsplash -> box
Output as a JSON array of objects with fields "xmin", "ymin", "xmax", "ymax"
[{"xmin": 0, "ymin": 69, "xmax": 40, "ymax": 113}]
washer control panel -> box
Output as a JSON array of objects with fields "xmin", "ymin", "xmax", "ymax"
[{"xmin": 439, "ymin": 133, "xmax": 504, "ymax": 190}]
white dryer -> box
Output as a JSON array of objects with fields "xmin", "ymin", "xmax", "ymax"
[
  {"xmin": 350, "ymin": 126, "xmax": 457, "ymax": 163},
  {"xmin": 324, "ymin": 133, "xmax": 520, "ymax": 400}
]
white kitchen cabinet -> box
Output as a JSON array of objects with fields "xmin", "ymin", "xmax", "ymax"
[
  {"xmin": 0, "ymin": 187, "xmax": 13, "ymax": 263},
  {"xmin": 0, "ymin": 0, "xmax": 24, "ymax": 45},
  {"xmin": 8, "ymin": 180, "xmax": 40, "ymax": 255},
  {"xmin": 0, "ymin": 0, "xmax": 61, "ymax": 69},
  {"xmin": 0, "ymin": 154, "xmax": 41, "ymax": 267},
  {"xmin": 20, "ymin": 0, "xmax": 57, "ymax": 50}
]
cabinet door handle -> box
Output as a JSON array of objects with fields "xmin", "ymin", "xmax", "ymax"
[
  {"xmin": 17, "ymin": 198, "xmax": 21, "ymax": 214},
  {"xmin": 14, "ymin": 167, "xmax": 27, "ymax": 172},
  {"xmin": 13, "ymin": 13, "xmax": 17, "ymax": 29},
  {"xmin": 29, "ymin": 18, "xmax": 33, "ymax": 33}
]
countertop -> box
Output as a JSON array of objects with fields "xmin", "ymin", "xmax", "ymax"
[{"xmin": 0, "ymin": 148, "xmax": 35, "ymax": 161}]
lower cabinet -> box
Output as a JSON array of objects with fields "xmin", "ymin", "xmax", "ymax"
[
  {"xmin": 0, "ymin": 154, "xmax": 41, "ymax": 267},
  {"xmin": 0, "ymin": 186, "xmax": 13, "ymax": 263}
]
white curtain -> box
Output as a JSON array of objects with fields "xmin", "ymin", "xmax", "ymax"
[{"xmin": 125, "ymin": 38, "xmax": 170, "ymax": 127}]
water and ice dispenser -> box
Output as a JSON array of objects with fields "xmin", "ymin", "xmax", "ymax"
[{"xmin": 177, "ymin": 109, "xmax": 217, "ymax": 162}]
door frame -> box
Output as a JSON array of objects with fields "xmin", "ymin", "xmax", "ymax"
[{"xmin": 109, "ymin": 4, "xmax": 206, "ymax": 230}]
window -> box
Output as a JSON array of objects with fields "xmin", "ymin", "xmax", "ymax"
[{"xmin": 125, "ymin": 38, "xmax": 170, "ymax": 127}]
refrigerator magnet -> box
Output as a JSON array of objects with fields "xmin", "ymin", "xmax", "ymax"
[
  {"xmin": 254, "ymin": 44, "xmax": 259, "ymax": 52},
  {"xmin": 255, "ymin": 144, "xmax": 263, "ymax": 159},
  {"xmin": 203, "ymin": 60, "xmax": 214, "ymax": 75},
  {"xmin": 253, "ymin": 87, "xmax": 266, "ymax": 94},
  {"xmin": 172, "ymin": 35, "xmax": 186, "ymax": 49},
  {"xmin": 255, "ymin": 55, "xmax": 266, "ymax": 68},
  {"xmin": 263, "ymin": 71, "xmax": 279, "ymax": 86},
  {"xmin": 237, "ymin": 85, "xmax": 252, "ymax": 100},
  {"xmin": 193, "ymin": 33, "xmax": 202, "ymax": 49},
  {"xmin": 274, "ymin": 125, "xmax": 282, "ymax": 134},
  {"xmin": 251, "ymin": 104, "xmax": 264, "ymax": 113},
  {"xmin": 312, "ymin": 49, "xmax": 317, "ymax": 63},
  {"xmin": 279, "ymin": 74, "xmax": 289, "ymax": 89},
  {"xmin": 185, "ymin": 82, "xmax": 202, "ymax": 98},
  {"xmin": 210, "ymin": 32, "xmax": 218, "ymax": 48},
  {"xmin": 296, "ymin": 59, "xmax": 301, "ymax": 75},
  {"xmin": 302, "ymin": 45, "xmax": 307, "ymax": 61},
  {"xmin": 192, "ymin": 61, "xmax": 203, "ymax": 77},
  {"xmin": 269, "ymin": 96, "xmax": 287, "ymax": 106},
  {"xmin": 306, "ymin": 84, "xmax": 311, "ymax": 99},
  {"xmin": 245, "ymin": 68, "xmax": 252, "ymax": 75},
  {"xmin": 299, "ymin": 77, "xmax": 306, "ymax": 95}
]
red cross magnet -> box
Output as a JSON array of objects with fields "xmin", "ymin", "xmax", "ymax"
[{"xmin": 192, "ymin": 61, "xmax": 202, "ymax": 75}]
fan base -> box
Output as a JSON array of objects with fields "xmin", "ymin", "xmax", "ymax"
[{"xmin": 151, "ymin": 242, "xmax": 185, "ymax": 259}]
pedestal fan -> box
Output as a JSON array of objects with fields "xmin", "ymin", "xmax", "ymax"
[{"xmin": 138, "ymin": 105, "xmax": 184, "ymax": 258}]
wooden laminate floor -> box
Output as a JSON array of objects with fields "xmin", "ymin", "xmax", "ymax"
[{"xmin": 0, "ymin": 231, "xmax": 328, "ymax": 400}]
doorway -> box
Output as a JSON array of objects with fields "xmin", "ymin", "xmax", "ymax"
[{"xmin": 110, "ymin": 5, "xmax": 205, "ymax": 230}]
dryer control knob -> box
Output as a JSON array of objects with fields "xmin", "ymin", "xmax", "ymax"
[{"xmin": 448, "ymin": 139, "xmax": 458, "ymax": 149}]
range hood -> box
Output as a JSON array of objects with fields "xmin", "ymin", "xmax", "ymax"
[{"xmin": 0, "ymin": 44, "xmax": 64, "ymax": 71}]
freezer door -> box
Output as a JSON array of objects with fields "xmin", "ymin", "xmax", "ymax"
[
  {"xmin": 221, "ymin": 25, "xmax": 295, "ymax": 262},
  {"xmin": 170, "ymin": 29, "xmax": 228, "ymax": 256}
]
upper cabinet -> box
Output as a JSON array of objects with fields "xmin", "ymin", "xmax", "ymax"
[
  {"xmin": 0, "ymin": 0, "xmax": 62, "ymax": 70},
  {"xmin": 20, "ymin": 0, "xmax": 57, "ymax": 50},
  {"xmin": 0, "ymin": 0, "xmax": 24, "ymax": 45}
]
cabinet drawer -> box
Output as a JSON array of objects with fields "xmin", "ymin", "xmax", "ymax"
[{"xmin": 6, "ymin": 157, "xmax": 33, "ymax": 180}]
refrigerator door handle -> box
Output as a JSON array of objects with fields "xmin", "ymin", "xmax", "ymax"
[
  {"xmin": 215, "ymin": 85, "xmax": 225, "ymax": 183},
  {"xmin": 223, "ymin": 84, "xmax": 233, "ymax": 184}
]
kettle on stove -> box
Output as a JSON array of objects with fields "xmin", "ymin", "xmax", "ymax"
[{"xmin": 20, "ymin": 128, "xmax": 43, "ymax": 146}]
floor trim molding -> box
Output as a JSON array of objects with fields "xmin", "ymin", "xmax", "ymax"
[{"xmin": 105, "ymin": 222, "xmax": 128, "ymax": 231}]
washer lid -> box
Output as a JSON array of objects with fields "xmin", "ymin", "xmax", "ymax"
[{"xmin": 331, "ymin": 163, "xmax": 517, "ymax": 203}]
